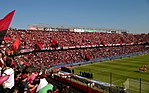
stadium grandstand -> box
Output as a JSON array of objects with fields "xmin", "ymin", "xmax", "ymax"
[
  {"xmin": 0, "ymin": 10, "xmax": 149, "ymax": 93},
  {"xmin": 1, "ymin": 26, "xmax": 149, "ymax": 93},
  {"xmin": 28, "ymin": 24, "xmax": 129, "ymax": 34}
]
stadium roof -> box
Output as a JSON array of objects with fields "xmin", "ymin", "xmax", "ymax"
[{"xmin": 28, "ymin": 24, "xmax": 129, "ymax": 32}]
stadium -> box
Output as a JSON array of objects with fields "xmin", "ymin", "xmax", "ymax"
[{"xmin": 0, "ymin": 10, "xmax": 149, "ymax": 93}]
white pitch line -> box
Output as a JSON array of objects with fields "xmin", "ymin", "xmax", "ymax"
[{"xmin": 113, "ymin": 79, "xmax": 122, "ymax": 83}]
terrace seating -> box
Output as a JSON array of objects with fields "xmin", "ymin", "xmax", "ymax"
[
  {"xmin": 1, "ymin": 29, "xmax": 148, "ymax": 68},
  {"xmin": 5, "ymin": 30, "xmax": 149, "ymax": 49},
  {"xmin": 0, "ymin": 29, "xmax": 149, "ymax": 93}
]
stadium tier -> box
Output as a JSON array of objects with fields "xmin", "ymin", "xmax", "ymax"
[
  {"xmin": 0, "ymin": 29, "xmax": 149, "ymax": 93},
  {"xmin": 0, "ymin": 29, "xmax": 148, "ymax": 68}
]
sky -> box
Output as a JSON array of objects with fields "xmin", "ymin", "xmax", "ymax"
[{"xmin": 0, "ymin": 0, "xmax": 149, "ymax": 34}]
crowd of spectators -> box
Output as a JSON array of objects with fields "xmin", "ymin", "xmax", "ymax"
[
  {"xmin": 0, "ymin": 29, "xmax": 148, "ymax": 68},
  {"xmin": 0, "ymin": 29, "xmax": 149, "ymax": 93},
  {"xmin": 4, "ymin": 29, "xmax": 149, "ymax": 50},
  {"xmin": 13, "ymin": 45, "xmax": 146, "ymax": 69},
  {"xmin": 0, "ymin": 55, "xmax": 82, "ymax": 93}
]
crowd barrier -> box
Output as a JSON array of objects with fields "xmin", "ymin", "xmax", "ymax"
[{"xmin": 55, "ymin": 75, "xmax": 102, "ymax": 93}]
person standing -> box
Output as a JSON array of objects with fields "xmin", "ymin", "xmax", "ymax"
[
  {"xmin": 0, "ymin": 52, "xmax": 4, "ymax": 76},
  {"xmin": 2, "ymin": 57, "xmax": 15, "ymax": 93}
]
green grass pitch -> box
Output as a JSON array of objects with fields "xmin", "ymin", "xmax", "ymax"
[{"xmin": 73, "ymin": 54, "xmax": 149, "ymax": 93}]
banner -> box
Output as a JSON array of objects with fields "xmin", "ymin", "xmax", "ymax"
[{"xmin": 0, "ymin": 10, "xmax": 15, "ymax": 44}]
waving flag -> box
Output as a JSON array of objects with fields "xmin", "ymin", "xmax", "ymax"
[
  {"xmin": 0, "ymin": 10, "xmax": 15, "ymax": 44},
  {"xmin": 85, "ymin": 52, "xmax": 90, "ymax": 61},
  {"xmin": 120, "ymin": 37, "xmax": 125, "ymax": 45},
  {"xmin": 35, "ymin": 41, "xmax": 42, "ymax": 50},
  {"xmin": 4, "ymin": 36, "xmax": 11, "ymax": 41},
  {"xmin": 51, "ymin": 38, "xmax": 58, "ymax": 47},
  {"xmin": 13, "ymin": 38, "xmax": 21, "ymax": 52},
  {"xmin": 99, "ymin": 36, "xmax": 105, "ymax": 46}
]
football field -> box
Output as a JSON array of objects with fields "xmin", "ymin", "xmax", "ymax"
[{"xmin": 73, "ymin": 54, "xmax": 149, "ymax": 93}]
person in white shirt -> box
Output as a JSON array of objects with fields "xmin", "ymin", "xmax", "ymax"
[
  {"xmin": 2, "ymin": 57, "xmax": 14, "ymax": 93},
  {"xmin": 0, "ymin": 52, "xmax": 4, "ymax": 65},
  {"xmin": 36, "ymin": 77, "xmax": 48, "ymax": 92},
  {"xmin": 0, "ymin": 52, "xmax": 4, "ymax": 76}
]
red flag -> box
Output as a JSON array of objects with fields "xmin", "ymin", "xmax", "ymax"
[
  {"xmin": 11, "ymin": 61, "xmax": 16, "ymax": 66},
  {"xmin": 4, "ymin": 36, "xmax": 11, "ymax": 41},
  {"xmin": 51, "ymin": 38, "xmax": 58, "ymax": 45},
  {"xmin": 13, "ymin": 38, "xmax": 21, "ymax": 52},
  {"xmin": 51, "ymin": 38, "xmax": 58, "ymax": 47},
  {"xmin": 99, "ymin": 36, "xmax": 105, "ymax": 46},
  {"xmin": 0, "ymin": 10, "xmax": 15, "ymax": 31},
  {"xmin": 0, "ymin": 10, "xmax": 15, "ymax": 44},
  {"xmin": 36, "ymin": 42, "xmax": 42, "ymax": 50},
  {"xmin": 120, "ymin": 37, "xmax": 124, "ymax": 45},
  {"xmin": 85, "ymin": 52, "xmax": 90, "ymax": 61}
]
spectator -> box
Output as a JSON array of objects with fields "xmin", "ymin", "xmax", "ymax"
[{"xmin": 2, "ymin": 57, "xmax": 14, "ymax": 93}]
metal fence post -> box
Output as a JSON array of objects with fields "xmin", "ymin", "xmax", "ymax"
[
  {"xmin": 109, "ymin": 72, "xmax": 112, "ymax": 93},
  {"xmin": 140, "ymin": 78, "xmax": 141, "ymax": 93}
]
